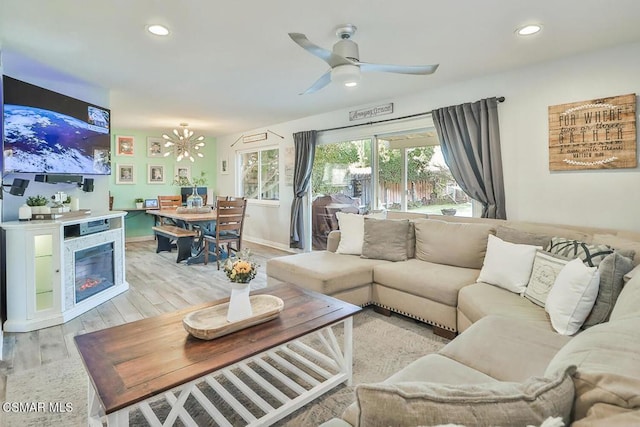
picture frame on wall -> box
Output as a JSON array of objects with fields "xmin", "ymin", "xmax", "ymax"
[
  {"xmin": 220, "ymin": 155, "xmax": 229, "ymax": 175},
  {"xmin": 147, "ymin": 137, "xmax": 165, "ymax": 157},
  {"xmin": 175, "ymin": 165, "xmax": 191, "ymax": 184},
  {"xmin": 116, "ymin": 164, "xmax": 135, "ymax": 184},
  {"xmin": 115, "ymin": 135, "xmax": 135, "ymax": 156},
  {"xmin": 148, "ymin": 164, "xmax": 166, "ymax": 184}
]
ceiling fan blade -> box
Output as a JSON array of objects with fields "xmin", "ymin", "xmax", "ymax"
[
  {"xmin": 358, "ymin": 62, "xmax": 439, "ymax": 75},
  {"xmin": 288, "ymin": 33, "xmax": 352, "ymax": 68},
  {"xmin": 299, "ymin": 70, "xmax": 332, "ymax": 95}
]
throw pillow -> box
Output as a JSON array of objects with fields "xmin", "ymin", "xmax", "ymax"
[
  {"xmin": 355, "ymin": 366, "xmax": 576, "ymax": 427},
  {"xmin": 335, "ymin": 212, "xmax": 365, "ymax": 255},
  {"xmin": 414, "ymin": 219, "xmax": 496, "ymax": 269},
  {"xmin": 582, "ymin": 251, "xmax": 634, "ymax": 328},
  {"xmin": 524, "ymin": 251, "xmax": 570, "ymax": 307},
  {"xmin": 545, "ymin": 258, "xmax": 600, "ymax": 335},
  {"xmin": 361, "ymin": 218, "xmax": 410, "ymax": 262},
  {"xmin": 546, "ymin": 237, "xmax": 613, "ymax": 267},
  {"xmin": 477, "ymin": 235, "xmax": 540, "ymax": 294}
]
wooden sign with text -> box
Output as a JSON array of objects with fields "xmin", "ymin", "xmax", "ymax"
[{"xmin": 548, "ymin": 94, "xmax": 636, "ymax": 170}]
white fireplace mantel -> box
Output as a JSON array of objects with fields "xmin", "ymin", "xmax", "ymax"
[{"xmin": 2, "ymin": 211, "xmax": 129, "ymax": 332}]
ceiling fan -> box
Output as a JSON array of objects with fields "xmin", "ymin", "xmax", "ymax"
[{"xmin": 288, "ymin": 24, "xmax": 439, "ymax": 95}]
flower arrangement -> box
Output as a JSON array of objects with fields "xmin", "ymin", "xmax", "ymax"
[{"xmin": 223, "ymin": 249, "xmax": 258, "ymax": 284}]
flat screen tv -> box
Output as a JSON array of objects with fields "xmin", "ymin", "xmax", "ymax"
[{"xmin": 3, "ymin": 76, "xmax": 111, "ymax": 175}]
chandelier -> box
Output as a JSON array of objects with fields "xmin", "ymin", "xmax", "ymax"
[{"xmin": 162, "ymin": 123, "xmax": 205, "ymax": 162}]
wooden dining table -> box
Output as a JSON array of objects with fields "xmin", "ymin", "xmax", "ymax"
[{"xmin": 146, "ymin": 208, "xmax": 217, "ymax": 264}]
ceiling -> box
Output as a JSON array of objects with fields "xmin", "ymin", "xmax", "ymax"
[{"xmin": 2, "ymin": 0, "xmax": 640, "ymax": 138}]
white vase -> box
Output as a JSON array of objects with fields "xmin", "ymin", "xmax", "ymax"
[
  {"xmin": 227, "ymin": 282, "xmax": 253, "ymax": 322},
  {"xmin": 19, "ymin": 204, "xmax": 32, "ymax": 221}
]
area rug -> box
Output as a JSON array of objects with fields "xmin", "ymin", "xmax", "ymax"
[{"xmin": 2, "ymin": 308, "xmax": 447, "ymax": 426}]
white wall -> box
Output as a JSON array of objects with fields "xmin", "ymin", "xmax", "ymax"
[
  {"xmin": 216, "ymin": 41, "xmax": 640, "ymax": 249},
  {"xmin": 2, "ymin": 50, "xmax": 111, "ymax": 221}
]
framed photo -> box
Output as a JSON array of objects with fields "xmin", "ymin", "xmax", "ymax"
[
  {"xmin": 220, "ymin": 155, "xmax": 229, "ymax": 175},
  {"xmin": 144, "ymin": 198, "xmax": 159, "ymax": 209},
  {"xmin": 115, "ymin": 164, "xmax": 135, "ymax": 184},
  {"xmin": 147, "ymin": 164, "xmax": 165, "ymax": 184},
  {"xmin": 175, "ymin": 165, "xmax": 191, "ymax": 184},
  {"xmin": 115, "ymin": 135, "xmax": 135, "ymax": 156},
  {"xmin": 147, "ymin": 137, "xmax": 165, "ymax": 157}
]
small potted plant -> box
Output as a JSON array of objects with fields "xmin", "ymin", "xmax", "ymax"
[
  {"xmin": 26, "ymin": 195, "xmax": 50, "ymax": 214},
  {"xmin": 135, "ymin": 198, "xmax": 144, "ymax": 209}
]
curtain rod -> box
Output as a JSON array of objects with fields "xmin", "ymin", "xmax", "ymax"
[{"xmin": 317, "ymin": 96, "xmax": 505, "ymax": 133}]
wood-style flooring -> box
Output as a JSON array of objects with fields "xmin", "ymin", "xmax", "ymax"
[{"xmin": 0, "ymin": 240, "xmax": 291, "ymax": 401}]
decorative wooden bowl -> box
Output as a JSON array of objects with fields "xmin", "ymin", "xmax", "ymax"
[{"xmin": 183, "ymin": 295, "xmax": 284, "ymax": 340}]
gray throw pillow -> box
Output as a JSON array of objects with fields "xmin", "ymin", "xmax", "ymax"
[
  {"xmin": 546, "ymin": 237, "xmax": 613, "ymax": 267},
  {"xmin": 361, "ymin": 218, "xmax": 410, "ymax": 262},
  {"xmin": 582, "ymin": 251, "xmax": 634, "ymax": 328},
  {"xmin": 355, "ymin": 366, "xmax": 576, "ymax": 427}
]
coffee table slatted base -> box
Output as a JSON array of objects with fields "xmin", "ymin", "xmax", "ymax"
[{"xmin": 87, "ymin": 317, "xmax": 353, "ymax": 426}]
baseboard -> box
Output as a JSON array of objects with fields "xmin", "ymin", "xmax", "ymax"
[{"xmin": 243, "ymin": 236, "xmax": 297, "ymax": 253}]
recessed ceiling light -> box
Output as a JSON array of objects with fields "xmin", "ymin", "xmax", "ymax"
[
  {"xmin": 147, "ymin": 24, "xmax": 170, "ymax": 36},
  {"xmin": 516, "ymin": 24, "xmax": 542, "ymax": 36}
]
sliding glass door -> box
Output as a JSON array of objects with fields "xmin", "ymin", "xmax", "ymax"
[
  {"xmin": 310, "ymin": 139, "xmax": 372, "ymax": 250},
  {"xmin": 376, "ymin": 131, "xmax": 471, "ymax": 216}
]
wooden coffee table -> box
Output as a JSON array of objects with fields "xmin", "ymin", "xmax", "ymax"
[{"xmin": 75, "ymin": 283, "xmax": 361, "ymax": 426}]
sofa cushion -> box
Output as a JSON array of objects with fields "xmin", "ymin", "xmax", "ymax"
[
  {"xmin": 572, "ymin": 403, "xmax": 640, "ymax": 427},
  {"xmin": 592, "ymin": 233, "xmax": 640, "ymax": 266},
  {"xmin": 545, "ymin": 317, "xmax": 640, "ymax": 421},
  {"xmin": 373, "ymin": 259, "xmax": 479, "ymax": 306},
  {"xmin": 546, "ymin": 237, "xmax": 613, "ymax": 267},
  {"xmin": 266, "ymin": 251, "xmax": 387, "ymax": 295},
  {"xmin": 413, "ymin": 219, "xmax": 495, "ymax": 269},
  {"xmin": 361, "ymin": 218, "xmax": 410, "ymax": 262},
  {"xmin": 341, "ymin": 353, "xmax": 498, "ymax": 426},
  {"xmin": 354, "ymin": 366, "xmax": 575, "ymax": 427},
  {"xmin": 524, "ymin": 250, "xmax": 570, "ymax": 307},
  {"xmin": 496, "ymin": 225, "xmax": 553, "ymax": 247},
  {"xmin": 477, "ymin": 234, "xmax": 540, "ymax": 294},
  {"xmin": 610, "ymin": 270, "xmax": 640, "ymax": 321},
  {"xmin": 440, "ymin": 315, "xmax": 572, "ymax": 383},
  {"xmin": 545, "ymin": 258, "xmax": 600, "ymax": 335},
  {"xmin": 582, "ymin": 251, "xmax": 634, "ymax": 328},
  {"xmin": 457, "ymin": 282, "xmax": 553, "ymax": 330}
]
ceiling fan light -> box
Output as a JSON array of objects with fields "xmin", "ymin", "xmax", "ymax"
[
  {"xmin": 147, "ymin": 24, "xmax": 169, "ymax": 36},
  {"xmin": 331, "ymin": 64, "xmax": 361, "ymax": 87},
  {"xmin": 516, "ymin": 24, "xmax": 542, "ymax": 36}
]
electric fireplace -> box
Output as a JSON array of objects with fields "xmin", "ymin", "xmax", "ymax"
[{"xmin": 74, "ymin": 242, "xmax": 115, "ymax": 303}]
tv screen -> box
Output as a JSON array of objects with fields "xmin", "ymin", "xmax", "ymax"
[{"xmin": 3, "ymin": 76, "xmax": 111, "ymax": 175}]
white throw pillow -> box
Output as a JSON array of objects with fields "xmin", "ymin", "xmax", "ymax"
[
  {"xmin": 477, "ymin": 234, "xmax": 540, "ymax": 294},
  {"xmin": 336, "ymin": 212, "xmax": 365, "ymax": 255},
  {"xmin": 545, "ymin": 258, "xmax": 600, "ymax": 335},
  {"xmin": 335, "ymin": 211, "xmax": 386, "ymax": 255}
]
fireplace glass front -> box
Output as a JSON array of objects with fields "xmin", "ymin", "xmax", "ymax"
[{"xmin": 75, "ymin": 242, "xmax": 115, "ymax": 303}]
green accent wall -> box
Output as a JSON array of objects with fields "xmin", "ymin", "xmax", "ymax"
[{"xmin": 109, "ymin": 129, "xmax": 217, "ymax": 239}]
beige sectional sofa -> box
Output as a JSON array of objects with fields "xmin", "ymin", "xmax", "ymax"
[{"xmin": 266, "ymin": 214, "xmax": 640, "ymax": 425}]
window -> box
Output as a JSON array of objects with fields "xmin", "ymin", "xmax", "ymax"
[
  {"xmin": 239, "ymin": 147, "xmax": 279, "ymax": 201},
  {"xmin": 376, "ymin": 131, "xmax": 471, "ymax": 217}
]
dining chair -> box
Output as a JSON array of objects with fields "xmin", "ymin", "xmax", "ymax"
[
  {"xmin": 203, "ymin": 197, "xmax": 247, "ymax": 269},
  {"xmin": 157, "ymin": 195, "xmax": 182, "ymax": 226}
]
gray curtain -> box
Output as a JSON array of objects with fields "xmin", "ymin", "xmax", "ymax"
[
  {"xmin": 432, "ymin": 97, "xmax": 506, "ymax": 219},
  {"xmin": 290, "ymin": 130, "xmax": 317, "ymax": 249}
]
